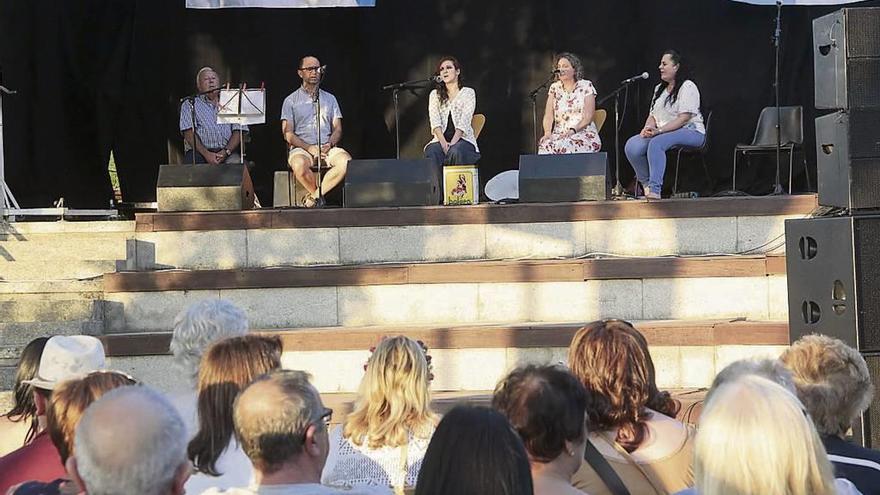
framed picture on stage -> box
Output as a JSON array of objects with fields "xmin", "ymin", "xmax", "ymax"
[{"xmin": 443, "ymin": 165, "xmax": 479, "ymax": 206}]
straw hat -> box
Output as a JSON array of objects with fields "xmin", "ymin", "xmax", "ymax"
[{"xmin": 22, "ymin": 335, "xmax": 106, "ymax": 390}]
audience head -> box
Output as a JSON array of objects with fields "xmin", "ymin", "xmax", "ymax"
[
  {"xmin": 344, "ymin": 335, "xmax": 436, "ymax": 449},
  {"xmin": 568, "ymin": 319, "xmax": 678, "ymax": 452},
  {"xmin": 708, "ymin": 357, "xmax": 795, "ymax": 402},
  {"xmin": 4, "ymin": 336, "xmax": 49, "ymax": 442},
  {"xmin": 234, "ymin": 369, "xmax": 331, "ymax": 479},
  {"xmin": 493, "ymin": 364, "xmax": 588, "ymax": 474},
  {"xmin": 169, "ymin": 299, "xmax": 249, "ymax": 385},
  {"xmin": 415, "ymin": 405, "xmax": 533, "ymax": 495},
  {"xmin": 47, "ymin": 370, "xmax": 137, "ymax": 463},
  {"xmin": 188, "ymin": 334, "xmax": 282, "ymax": 476},
  {"xmin": 71, "ymin": 386, "xmax": 190, "ymax": 495},
  {"xmin": 554, "ymin": 52, "xmax": 584, "ymax": 82},
  {"xmin": 694, "ymin": 374, "xmax": 837, "ymax": 495},
  {"xmin": 780, "ymin": 334, "xmax": 874, "ymax": 438}
]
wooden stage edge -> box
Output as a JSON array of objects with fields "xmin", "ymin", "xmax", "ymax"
[
  {"xmin": 101, "ymin": 319, "xmax": 788, "ymax": 357},
  {"xmin": 135, "ymin": 194, "xmax": 819, "ymax": 232}
]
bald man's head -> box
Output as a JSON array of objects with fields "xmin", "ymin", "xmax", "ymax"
[{"xmin": 72, "ymin": 386, "xmax": 189, "ymax": 495}]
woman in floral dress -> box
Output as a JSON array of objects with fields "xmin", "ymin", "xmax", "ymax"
[{"xmin": 538, "ymin": 52, "xmax": 602, "ymax": 155}]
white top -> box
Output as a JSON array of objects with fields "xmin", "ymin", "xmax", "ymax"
[
  {"xmin": 649, "ymin": 80, "xmax": 705, "ymax": 134},
  {"xmin": 186, "ymin": 440, "xmax": 256, "ymax": 494},
  {"xmin": 167, "ymin": 388, "xmax": 198, "ymax": 437},
  {"xmin": 200, "ymin": 483, "xmax": 392, "ymax": 495},
  {"xmin": 426, "ymin": 87, "xmax": 479, "ymax": 152},
  {"xmin": 321, "ymin": 424, "xmax": 435, "ymax": 491}
]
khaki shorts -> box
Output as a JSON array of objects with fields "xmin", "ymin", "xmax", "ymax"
[{"xmin": 288, "ymin": 146, "xmax": 348, "ymax": 167}]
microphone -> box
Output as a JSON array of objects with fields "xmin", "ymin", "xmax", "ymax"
[
  {"xmin": 318, "ymin": 65, "xmax": 328, "ymax": 75},
  {"xmin": 432, "ymin": 75, "xmax": 443, "ymax": 83},
  {"xmin": 552, "ymin": 69, "xmax": 562, "ymax": 75},
  {"xmin": 621, "ymin": 72, "xmax": 649, "ymax": 84}
]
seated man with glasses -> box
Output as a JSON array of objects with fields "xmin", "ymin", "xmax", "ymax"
[
  {"xmin": 281, "ymin": 56, "xmax": 351, "ymax": 208},
  {"xmin": 201, "ymin": 370, "xmax": 390, "ymax": 495}
]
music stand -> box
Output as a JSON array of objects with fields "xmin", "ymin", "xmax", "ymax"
[{"xmin": 219, "ymin": 86, "xmax": 266, "ymax": 164}]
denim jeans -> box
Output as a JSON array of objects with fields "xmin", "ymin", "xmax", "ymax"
[
  {"xmin": 624, "ymin": 128, "xmax": 705, "ymax": 193},
  {"xmin": 424, "ymin": 140, "xmax": 481, "ymax": 175}
]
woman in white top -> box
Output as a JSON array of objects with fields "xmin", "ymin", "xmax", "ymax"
[
  {"xmin": 322, "ymin": 336, "xmax": 438, "ymax": 494},
  {"xmin": 424, "ymin": 57, "xmax": 481, "ymax": 176},
  {"xmin": 625, "ymin": 49, "xmax": 706, "ymax": 199},
  {"xmin": 539, "ymin": 52, "xmax": 601, "ymax": 155}
]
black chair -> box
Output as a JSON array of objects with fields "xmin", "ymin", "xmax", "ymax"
[
  {"xmin": 732, "ymin": 106, "xmax": 811, "ymax": 194},
  {"xmin": 669, "ymin": 110, "xmax": 713, "ymax": 195}
]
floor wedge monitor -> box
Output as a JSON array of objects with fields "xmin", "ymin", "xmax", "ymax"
[
  {"xmin": 156, "ymin": 163, "xmax": 254, "ymax": 212},
  {"xmin": 518, "ymin": 152, "xmax": 609, "ymax": 203},
  {"xmin": 344, "ymin": 159, "xmax": 440, "ymax": 207}
]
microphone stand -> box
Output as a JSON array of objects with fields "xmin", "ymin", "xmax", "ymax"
[
  {"xmin": 381, "ymin": 78, "xmax": 436, "ymax": 159},
  {"xmin": 527, "ymin": 73, "xmax": 556, "ymax": 153},
  {"xmin": 771, "ymin": 0, "xmax": 785, "ymax": 195},
  {"xmin": 598, "ymin": 81, "xmax": 637, "ymax": 198},
  {"xmin": 313, "ymin": 73, "xmax": 325, "ymax": 207},
  {"xmin": 181, "ymin": 87, "xmax": 220, "ymax": 167}
]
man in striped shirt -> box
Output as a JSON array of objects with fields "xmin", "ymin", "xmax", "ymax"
[{"xmin": 179, "ymin": 67, "xmax": 247, "ymax": 165}]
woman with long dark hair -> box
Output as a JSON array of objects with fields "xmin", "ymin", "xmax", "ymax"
[
  {"xmin": 538, "ymin": 52, "xmax": 601, "ymax": 155},
  {"xmin": 568, "ymin": 319, "xmax": 694, "ymax": 495},
  {"xmin": 625, "ymin": 49, "xmax": 706, "ymax": 199},
  {"xmin": 424, "ymin": 56, "xmax": 481, "ymax": 176},
  {"xmin": 0, "ymin": 338, "xmax": 49, "ymax": 456}
]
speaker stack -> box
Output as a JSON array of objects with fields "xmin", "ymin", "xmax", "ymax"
[{"xmin": 786, "ymin": 7, "xmax": 880, "ymax": 447}]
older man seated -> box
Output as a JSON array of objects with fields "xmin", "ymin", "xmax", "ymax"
[{"xmin": 180, "ymin": 67, "xmax": 247, "ymax": 165}]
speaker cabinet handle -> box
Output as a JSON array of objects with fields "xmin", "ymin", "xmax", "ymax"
[
  {"xmin": 799, "ymin": 236, "xmax": 818, "ymax": 260},
  {"xmin": 802, "ymin": 301, "xmax": 821, "ymax": 325},
  {"xmin": 818, "ymin": 43, "xmax": 833, "ymax": 56},
  {"xmin": 821, "ymin": 144, "xmax": 834, "ymax": 155}
]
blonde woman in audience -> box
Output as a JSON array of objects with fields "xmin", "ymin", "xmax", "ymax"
[
  {"xmin": 185, "ymin": 334, "xmax": 282, "ymax": 494},
  {"xmin": 0, "ymin": 337, "xmax": 48, "ymax": 456},
  {"xmin": 568, "ymin": 319, "xmax": 694, "ymax": 495},
  {"xmin": 493, "ymin": 364, "xmax": 589, "ymax": 495},
  {"xmin": 8, "ymin": 370, "xmax": 138, "ymax": 495},
  {"xmin": 676, "ymin": 374, "xmax": 860, "ymax": 495},
  {"xmin": 322, "ymin": 336, "xmax": 438, "ymax": 494}
]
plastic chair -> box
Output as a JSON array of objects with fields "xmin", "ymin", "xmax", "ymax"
[
  {"xmin": 732, "ymin": 106, "xmax": 811, "ymax": 193},
  {"xmin": 472, "ymin": 113, "xmax": 486, "ymax": 139},
  {"xmin": 593, "ymin": 109, "xmax": 607, "ymax": 132},
  {"xmin": 670, "ymin": 110, "xmax": 713, "ymax": 195}
]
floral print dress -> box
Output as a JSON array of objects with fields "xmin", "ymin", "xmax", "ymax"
[{"xmin": 538, "ymin": 79, "xmax": 602, "ymax": 155}]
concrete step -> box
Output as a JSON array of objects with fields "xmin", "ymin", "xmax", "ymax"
[
  {"xmin": 102, "ymin": 319, "xmax": 787, "ymax": 394},
  {"xmin": 0, "ymin": 320, "xmax": 104, "ymax": 350},
  {"xmin": 0, "ymin": 232, "xmax": 132, "ymax": 261},
  {"xmin": 0, "ymin": 279, "xmax": 104, "ymax": 294},
  {"xmin": 0, "ymin": 260, "xmax": 117, "ymax": 282},
  {"xmin": 0, "ymin": 299, "xmax": 102, "ymax": 322},
  {"xmin": 1, "ymin": 220, "xmax": 135, "ymax": 235}
]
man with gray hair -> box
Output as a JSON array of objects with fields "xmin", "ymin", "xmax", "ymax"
[
  {"xmin": 68, "ymin": 386, "xmax": 191, "ymax": 495},
  {"xmin": 168, "ymin": 298, "xmax": 248, "ymax": 433},
  {"xmin": 201, "ymin": 370, "xmax": 389, "ymax": 494},
  {"xmin": 179, "ymin": 66, "xmax": 247, "ymax": 165}
]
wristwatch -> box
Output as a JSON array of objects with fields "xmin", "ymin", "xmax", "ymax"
[
  {"xmin": 569, "ymin": 127, "xmax": 577, "ymax": 134},
  {"xmin": 223, "ymin": 149, "xmax": 232, "ymax": 157}
]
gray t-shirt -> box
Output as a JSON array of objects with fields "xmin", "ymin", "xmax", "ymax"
[{"xmin": 280, "ymin": 87, "xmax": 342, "ymax": 147}]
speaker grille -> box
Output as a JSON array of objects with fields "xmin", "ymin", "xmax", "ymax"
[
  {"xmin": 862, "ymin": 354, "xmax": 880, "ymax": 448},
  {"xmin": 847, "ymin": 59, "xmax": 880, "ymax": 109},
  {"xmin": 845, "ymin": 8, "xmax": 880, "ymax": 58},
  {"xmin": 854, "ymin": 219, "xmax": 880, "ymax": 351}
]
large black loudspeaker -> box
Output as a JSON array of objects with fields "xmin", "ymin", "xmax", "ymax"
[
  {"xmin": 785, "ymin": 216, "xmax": 880, "ymax": 447},
  {"xmin": 518, "ymin": 153, "xmax": 609, "ymax": 203},
  {"xmin": 156, "ymin": 164, "xmax": 254, "ymax": 212},
  {"xmin": 814, "ymin": 7, "xmax": 880, "ymax": 110},
  {"xmin": 815, "ymin": 109, "xmax": 880, "ymax": 209},
  {"xmin": 344, "ymin": 159, "xmax": 439, "ymax": 207}
]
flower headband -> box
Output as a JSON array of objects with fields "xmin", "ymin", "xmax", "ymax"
[{"xmin": 364, "ymin": 337, "xmax": 434, "ymax": 383}]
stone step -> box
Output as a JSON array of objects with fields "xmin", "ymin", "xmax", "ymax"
[
  {"xmin": 1, "ymin": 220, "xmax": 135, "ymax": 235},
  {"xmin": 0, "ymin": 260, "xmax": 117, "ymax": 281},
  {"xmin": 102, "ymin": 255, "xmax": 788, "ymax": 332},
  {"xmin": 0, "ymin": 279, "xmax": 104, "ymax": 295},
  {"xmin": 0, "ymin": 320, "xmax": 104, "ymax": 350},
  {"xmin": 0, "ymin": 299, "xmax": 102, "ymax": 322},
  {"xmin": 102, "ymin": 319, "xmax": 788, "ymax": 394},
  {"xmin": 0, "ymin": 232, "xmax": 132, "ymax": 261}
]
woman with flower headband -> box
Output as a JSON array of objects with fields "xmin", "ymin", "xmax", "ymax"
[{"xmin": 322, "ymin": 335, "xmax": 438, "ymax": 494}]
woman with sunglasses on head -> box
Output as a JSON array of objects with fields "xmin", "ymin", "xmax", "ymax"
[
  {"xmin": 538, "ymin": 52, "xmax": 601, "ymax": 156},
  {"xmin": 424, "ymin": 56, "xmax": 481, "ymax": 179},
  {"xmin": 625, "ymin": 49, "xmax": 706, "ymax": 199}
]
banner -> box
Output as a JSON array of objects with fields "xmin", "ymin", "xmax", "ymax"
[
  {"xmin": 186, "ymin": 0, "xmax": 375, "ymax": 8},
  {"xmin": 729, "ymin": 0, "xmax": 867, "ymax": 4}
]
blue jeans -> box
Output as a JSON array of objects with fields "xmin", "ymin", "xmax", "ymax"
[
  {"xmin": 424, "ymin": 140, "xmax": 481, "ymax": 175},
  {"xmin": 624, "ymin": 129, "xmax": 705, "ymax": 193}
]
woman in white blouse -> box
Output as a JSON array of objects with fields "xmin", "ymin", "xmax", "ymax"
[
  {"xmin": 625, "ymin": 49, "xmax": 706, "ymax": 199},
  {"xmin": 424, "ymin": 57, "xmax": 481, "ymax": 175},
  {"xmin": 322, "ymin": 336, "xmax": 438, "ymax": 494}
]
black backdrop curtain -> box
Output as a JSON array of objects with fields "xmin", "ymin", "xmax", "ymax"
[{"xmin": 1, "ymin": 0, "xmax": 877, "ymax": 207}]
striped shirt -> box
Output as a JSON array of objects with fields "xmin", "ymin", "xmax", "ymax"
[
  {"xmin": 280, "ymin": 87, "xmax": 342, "ymax": 146},
  {"xmin": 179, "ymin": 95, "xmax": 248, "ymax": 151}
]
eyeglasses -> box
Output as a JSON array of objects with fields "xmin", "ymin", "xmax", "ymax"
[
  {"xmin": 299, "ymin": 66, "xmax": 321, "ymax": 72},
  {"xmin": 317, "ymin": 407, "xmax": 333, "ymax": 428}
]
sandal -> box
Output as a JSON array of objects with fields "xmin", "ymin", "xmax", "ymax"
[{"xmin": 302, "ymin": 193, "xmax": 318, "ymax": 208}]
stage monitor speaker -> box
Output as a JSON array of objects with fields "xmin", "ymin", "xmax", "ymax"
[
  {"xmin": 156, "ymin": 163, "xmax": 254, "ymax": 212},
  {"xmin": 814, "ymin": 7, "xmax": 880, "ymax": 110},
  {"xmin": 815, "ymin": 109, "xmax": 880, "ymax": 209},
  {"xmin": 518, "ymin": 152, "xmax": 609, "ymax": 203},
  {"xmin": 344, "ymin": 159, "xmax": 439, "ymax": 207},
  {"xmin": 785, "ymin": 215, "xmax": 880, "ymax": 447}
]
